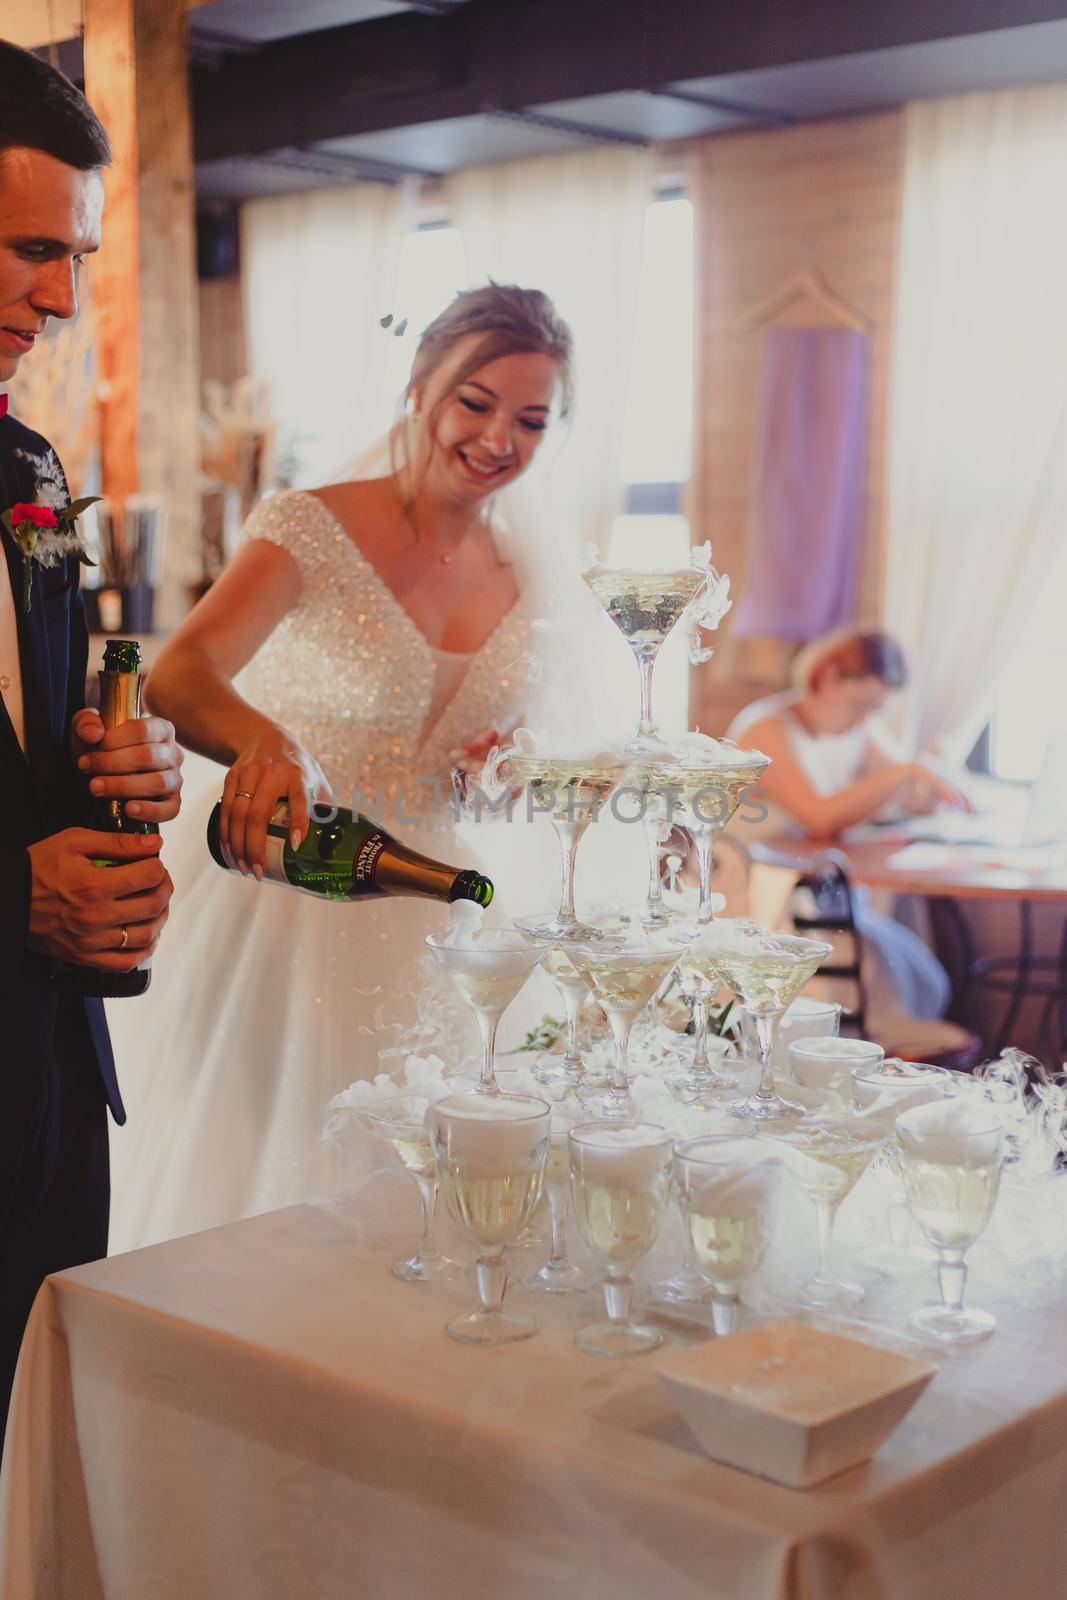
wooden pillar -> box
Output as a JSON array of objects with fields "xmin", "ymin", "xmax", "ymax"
[{"xmin": 83, "ymin": 0, "xmax": 200, "ymax": 624}]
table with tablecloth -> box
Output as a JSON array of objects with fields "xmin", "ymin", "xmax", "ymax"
[{"xmin": 2, "ymin": 1196, "xmax": 1067, "ymax": 1600}]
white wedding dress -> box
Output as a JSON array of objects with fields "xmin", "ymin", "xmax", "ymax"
[{"xmin": 107, "ymin": 490, "xmax": 556, "ymax": 1252}]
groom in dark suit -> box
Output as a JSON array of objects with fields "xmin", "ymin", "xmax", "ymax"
[{"xmin": 0, "ymin": 41, "xmax": 184, "ymax": 1438}]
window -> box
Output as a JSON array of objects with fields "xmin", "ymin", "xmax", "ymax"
[
  {"xmin": 607, "ymin": 193, "xmax": 696, "ymax": 734},
  {"xmin": 989, "ymin": 538, "xmax": 1067, "ymax": 781}
]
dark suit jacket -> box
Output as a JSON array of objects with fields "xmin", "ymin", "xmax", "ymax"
[{"xmin": 0, "ymin": 409, "xmax": 122, "ymax": 1162}]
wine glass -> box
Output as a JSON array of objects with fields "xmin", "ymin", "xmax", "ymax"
[
  {"xmin": 569, "ymin": 1120, "xmax": 674, "ymax": 1355},
  {"xmin": 632, "ymin": 750, "xmax": 770, "ymax": 925},
  {"xmin": 897, "ymin": 1100, "xmax": 1004, "ymax": 1344},
  {"xmin": 851, "ymin": 1059, "xmax": 953, "ymax": 1269},
  {"xmin": 426, "ymin": 929, "xmax": 547, "ymax": 1094},
  {"xmin": 431, "ymin": 1092, "xmax": 551, "ymax": 1344},
  {"xmin": 703, "ymin": 924, "xmax": 832, "ymax": 1122},
  {"xmin": 363, "ymin": 1093, "xmax": 445, "ymax": 1283},
  {"xmin": 673, "ymin": 1135, "xmax": 781, "ymax": 1335},
  {"xmin": 565, "ymin": 929, "xmax": 691, "ymax": 1116},
  {"xmin": 582, "ymin": 563, "xmax": 709, "ymax": 756},
  {"xmin": 504, "ymin": 753, "xmax": 625, "ymax": 940},
  {"xmin": 514, "ymin": 925, "xmax": 587, "ymax": 1088},
  {"xmin": 788, "ymin": 1036, "xmax": 883, "ymax": 1094},
  {"xmin": 768, "ymin": 1114, "xmax": 890, "ymax": 1309}
]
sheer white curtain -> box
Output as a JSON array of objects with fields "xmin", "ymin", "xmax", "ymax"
[
  {"xmin": 884, "ymin": 85, "xmax": 1067, "ymax": 755},
  {"xmin": 240, "ymin": 181, "xmax": 413, "ymax": 487},
  {"xmin": 446, "ymin": 145, "xmax": 653, "ymax": 558}
]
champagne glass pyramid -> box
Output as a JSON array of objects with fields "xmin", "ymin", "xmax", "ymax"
[
  {"xmin": 504, "ymin": 751, "xmax": 626, "ymax": 940},
  {"xmin": 426, "ymin": 925, "xmax": 547, "ymax": 1094},
  {"xmin": 699, "ymin": 921, "xmax": 831, "ymax": 1122},
  {"xmin": 582, "ymin": 562, "xmax": 709, "ymax": 757},
  {"xmin": 632, "ymin": 741, "xmax": 770, "ymax": 925},
  {"xmin": 565, "ymin": 928, "xmax": 690, "ymax": 1116}
]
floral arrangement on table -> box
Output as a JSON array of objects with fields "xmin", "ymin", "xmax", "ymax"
[{"xmin": 200, "ymin": 376, "xmax": 276, "ymax": 521}]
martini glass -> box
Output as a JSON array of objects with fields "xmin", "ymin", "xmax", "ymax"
[
  {"xmin": 565, "ymin": 930, "xmax": 691, "ymax": 1117},
  {"xmin": 673, "ymin": 932, "xmax": 737, "ymax": 1101},
  {"xmin": 513, "ymin": 926, "xmax": 587, "ymax": 1088},
  {"xmin": 530, "ymin": 1124, "xmax": 584, "ymax": 1292},
  {"xmin": 582, "ymin": 564, "xmax": 709, "ymax": 757},
  {"xmin": 633, "ymin": 751, "xmax": 770, "ymax": 925},
  {"xmin": 362, "ymin": 1093, "xmax": 446, "ymax": 1283},
  {"xmin": 504, "ymin": 753, "xmax": 625, "ymax": 940},
  {"xmin": 768, "ymin": 1115, "xmax": 890, "ymax": 1310},
  {"xmin": 636, "ymin": 796, "xmax": 681, "ymax": 927},
  {"xmin": 703, "ymin": 924, "xmax": 832, "ymax": 1121},
  {"xmin": 426, "ymin": 930, "xmax": 547, "ymax": 1095}
]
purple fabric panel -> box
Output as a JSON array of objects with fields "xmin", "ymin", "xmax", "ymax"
[{"xmin": 734, "ymin": 327, "xmax": 868, "ymax": 641}]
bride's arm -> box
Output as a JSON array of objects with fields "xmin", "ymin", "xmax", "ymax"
[{"xmin": 146, "ymin": 541, "xmax": 329, "ymax": 873}]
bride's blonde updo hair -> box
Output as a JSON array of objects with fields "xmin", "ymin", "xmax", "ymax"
[
  {"xmin": 407, "ymin": 281, "xmax": 574, "ymax": 421},
  {"xmin": 793, "ymin": 628, "xmax": 909, "ymax": 694}
]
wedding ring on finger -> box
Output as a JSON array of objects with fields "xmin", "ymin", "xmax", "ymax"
[
  {"xmin": 235, "ymin": 790, "xmax": 254, "ymax": 800},
  {"xmin": 120, "ymin": 927, "xmax": 129, "ymax": 950}
]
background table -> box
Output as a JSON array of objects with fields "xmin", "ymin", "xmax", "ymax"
[
  {"xmin": 750, "ymin": 833, "xmax": 1067, "ymax": 905},
  {"xmin": 750, "ymin": 832, "xmax": 1067, "ymax": 1062},
  {"xmin": 3, "ymin": 1201, "xmax": 1067, "ymax": 1600}
]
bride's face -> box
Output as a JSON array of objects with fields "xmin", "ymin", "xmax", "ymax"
[{"xmin": 414, "ymin": 343, "xmax": 559, "ymax": 504}]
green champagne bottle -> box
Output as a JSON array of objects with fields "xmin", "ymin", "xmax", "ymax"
[
  {"xmin": 60, "ymin": 638, "xmax": 155, "ymax": 999},
  {"xmin": 206, "ymin": 800, "xmax": 494, "ymax": 908}
]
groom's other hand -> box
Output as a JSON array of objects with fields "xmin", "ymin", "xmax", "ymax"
[
  {"xmin": 27, "ymin": 830, "xmax": 173, "ymax": 971},
  {"xmin": 72, "ymin": 709, "xmax": 184, "ymax": 824}
]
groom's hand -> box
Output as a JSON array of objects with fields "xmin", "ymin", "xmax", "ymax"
[
  {"xmin": 72, "ymin": 709, "xmax": 184, "ymax": 824},
  {"xmin": 27, "ymin": 829, "xmax": 173, "ymax": 970}
]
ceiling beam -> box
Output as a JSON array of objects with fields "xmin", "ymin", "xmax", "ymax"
[{"xmin": 193, "ymin": 0, "xmax": 1067, "ymax": 163}]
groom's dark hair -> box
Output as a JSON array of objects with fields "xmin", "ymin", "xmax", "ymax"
[{"xmin": 0, "ymin": 39, "xmax": 111, "ymax": 169}]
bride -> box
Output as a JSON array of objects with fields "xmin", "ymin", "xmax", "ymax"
[{"xmin": 107, "ymin": 284, "xmax": 573, "ymax": 1252}]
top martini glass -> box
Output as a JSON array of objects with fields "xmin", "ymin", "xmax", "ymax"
[{"xmin": 582, "ymin": 563, "xmax": 709, "ymax": 758}]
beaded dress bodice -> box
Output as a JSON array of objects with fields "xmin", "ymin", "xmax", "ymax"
[{"xmin": 239, "ymin": 491, "xmax": 528, "ymax": 821}]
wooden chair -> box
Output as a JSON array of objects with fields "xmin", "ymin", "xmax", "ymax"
[{"xmin": 788, "ymin": 850, "xmax": 984, "ymax": 1071}]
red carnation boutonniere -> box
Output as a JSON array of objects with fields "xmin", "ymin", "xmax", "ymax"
[{"xmin": 1, "ymin": 494, "xmax": 99, "ymax": 613}]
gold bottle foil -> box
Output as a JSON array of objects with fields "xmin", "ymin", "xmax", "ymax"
[{"xmin": 98, "ymin": 666, "xmax": 142, "ymax": 828}]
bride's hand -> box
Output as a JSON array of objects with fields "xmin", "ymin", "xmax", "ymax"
[
  {"xmin": 452, "ymin": 727, "xmax": 505, "ymax": 781},
  {"xmin": 220, "ymin": 729, "xmax": 332, "ymax": 876}
]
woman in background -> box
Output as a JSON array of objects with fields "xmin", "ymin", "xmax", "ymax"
[
  {"xmin": 106, "ymin": 284, "xmax": 572, "ymax": 1251},
  {"xmin": 728, "ymin": 629, "xmax": 970, "ymax": 1020},
  {"xmin": 729, "ymin": 629, "xmax": 969, "ymax": 837}
]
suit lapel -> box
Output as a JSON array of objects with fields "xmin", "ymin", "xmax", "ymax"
[{"xmin": 0, "ymin": 439, "xmax": 54, "ymax": 792}]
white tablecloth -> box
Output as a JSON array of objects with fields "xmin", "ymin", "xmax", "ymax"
[{"xmin": 2, "ymin": 1199, "xmax": 1067, "ymax": 1600}]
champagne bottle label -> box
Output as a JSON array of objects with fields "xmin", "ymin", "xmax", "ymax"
[
  {"xmin": 354, "ymin": 833, "xmax": 385, "ymax": 887},
  {"xmin": 207, "ymin": 800, "xmax": 491, "ymax": 908}
]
